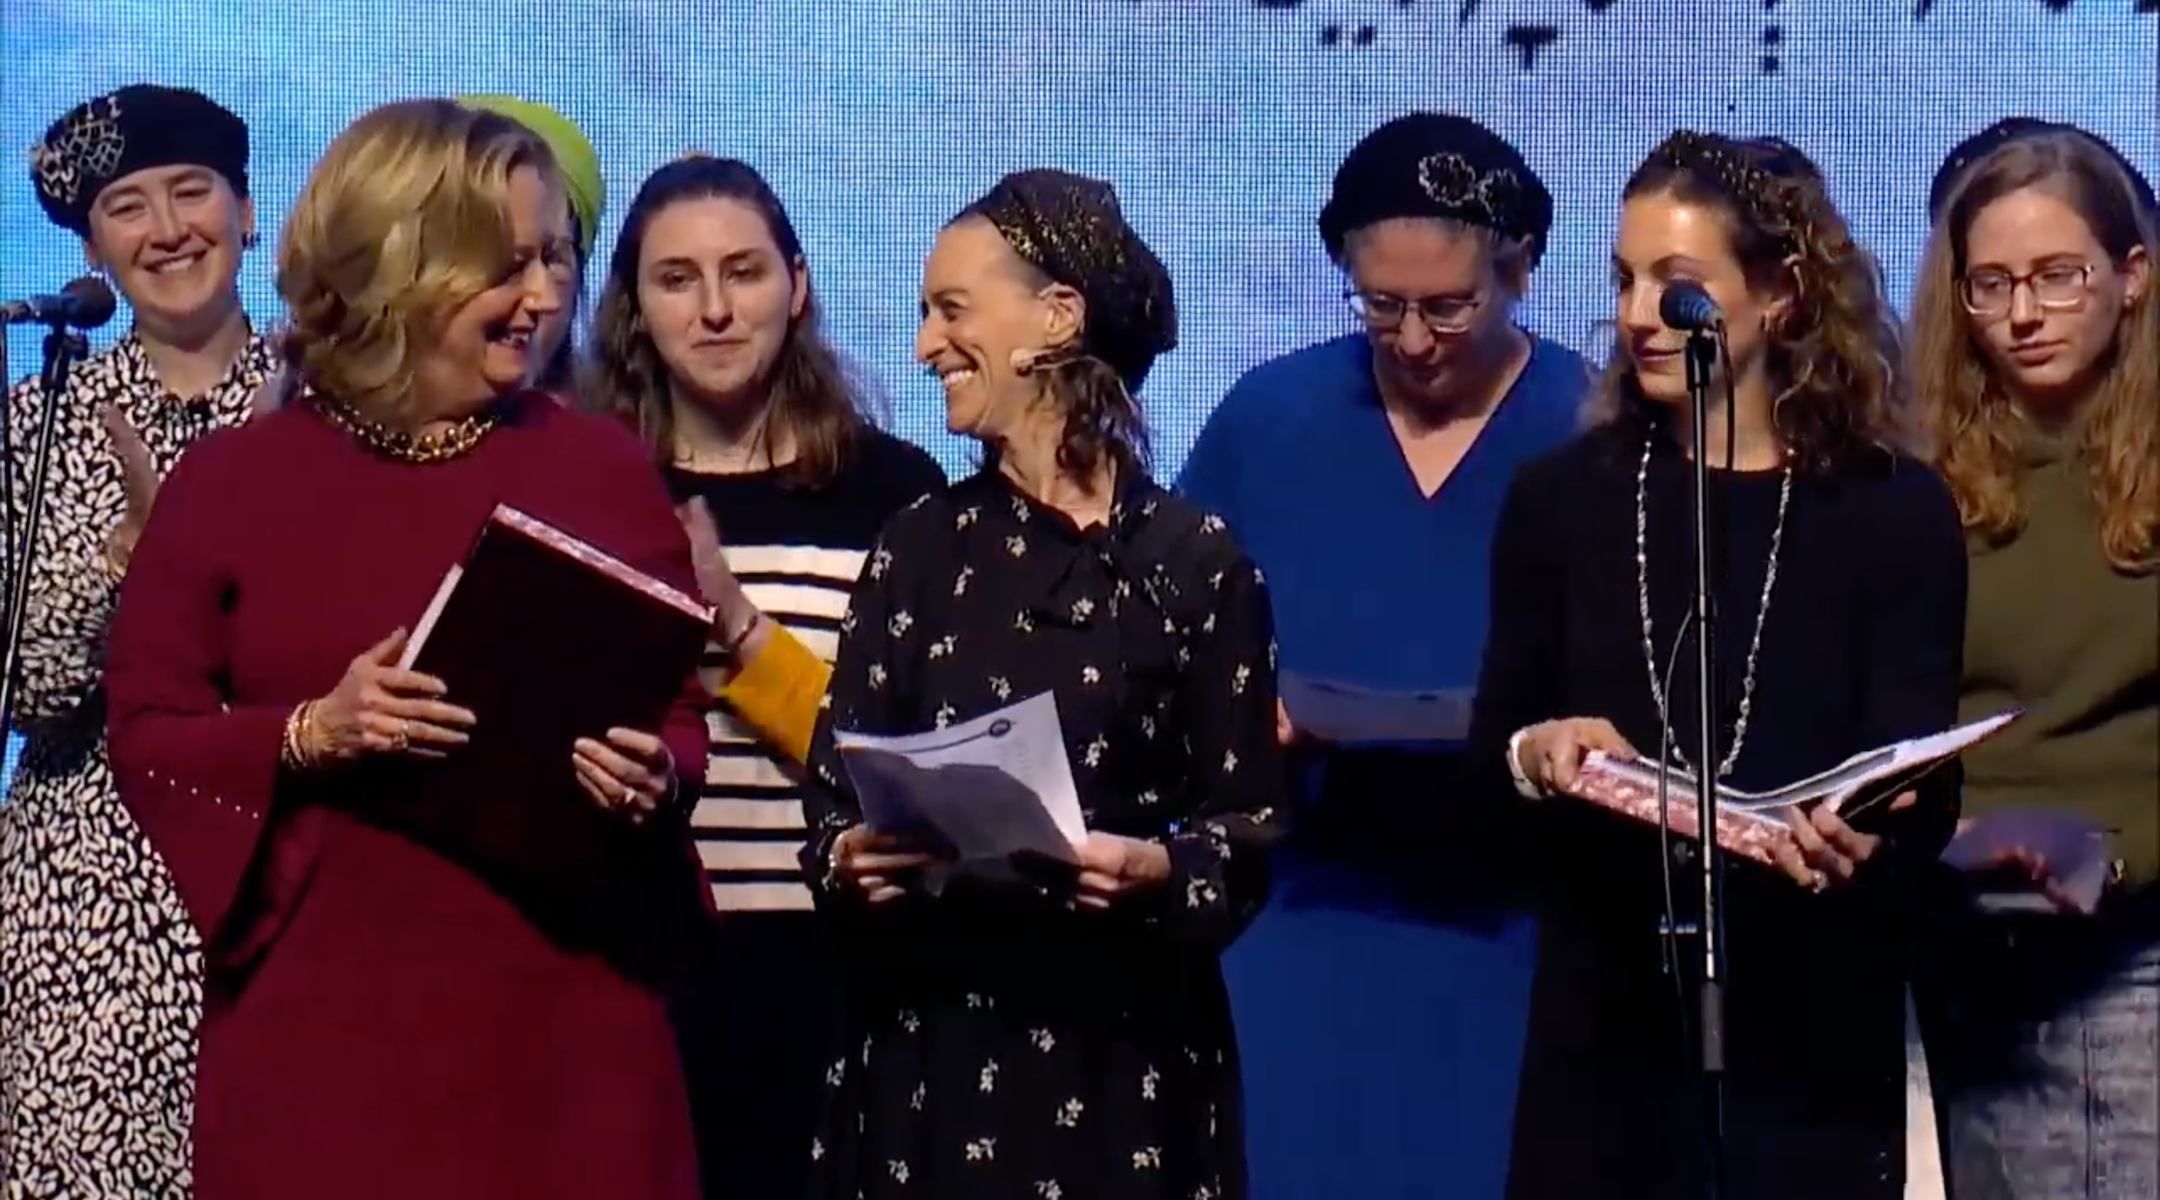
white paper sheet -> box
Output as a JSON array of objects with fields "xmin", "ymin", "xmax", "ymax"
[
  {"xmin": 1578, "ymin": 709, "xmax": 2021, "ymax": 815},
  {"xmin": 834, "ymin": 691, "xmax": 1088, "ymax": 863},
  {"xmin": 1277, "ymin": 673, "xmax": 1475, "ymax": 745}
]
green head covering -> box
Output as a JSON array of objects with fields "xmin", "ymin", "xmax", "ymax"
[{"xmin": 457, "ymin": 94, "xmax": 604, "ymax": 260}]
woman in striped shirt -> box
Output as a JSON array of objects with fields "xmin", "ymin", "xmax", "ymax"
[{"xmin": 582, "ymin": 153, "xmax": 944, "ymax": 1200}]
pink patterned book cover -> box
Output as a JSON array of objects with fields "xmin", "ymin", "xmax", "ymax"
[
  {"xmin": 490, "ymin": 505, "xmax": 707, "ymax": 618},
  {"xmin": 1562, "ymin": 762, "xmax": 1791, "ymax": 867}
]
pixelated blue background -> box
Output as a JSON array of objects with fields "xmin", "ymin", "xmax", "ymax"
[
  {"xmin": 4, "ymin": 0, "xmax": 2156, "ymax": 853},
  {"xmin": 2, "ymin": 4, "xmax": 2155, "ymax": 1193},
  {"xmin": 2, "ymin": 0, "xmax": 2154, "ymax": 864}
]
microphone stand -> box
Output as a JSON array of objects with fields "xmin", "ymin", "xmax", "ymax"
[
  {"xmin": 0, "ymin": 322, "xmax": 92, "ymax": 747},
  {"xmin": 1682, "ymin": 324, "xmax": 1729, "ymax": 1200}
]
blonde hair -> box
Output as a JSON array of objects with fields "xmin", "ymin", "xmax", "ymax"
[
  {"xmin": 275, "ymin": 98, "xmax": 560, "ymax": 420},
  {"xmin": 1912, "ymin": 130, "xmax": 2160, "ymax": 573}
]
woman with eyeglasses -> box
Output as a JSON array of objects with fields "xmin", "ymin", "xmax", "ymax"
[
  {"xmin": 1177, "ymin": 112, "xmax": 1588, "ymax": 1198},
  {"xmin": 1907, "ymin": 119, "xmax": 2159, "ymax": 1200}
]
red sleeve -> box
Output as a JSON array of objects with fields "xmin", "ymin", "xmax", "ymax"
[{"xmin": 104, "ymin": 437, "xmax": 317, "ymax": 967}]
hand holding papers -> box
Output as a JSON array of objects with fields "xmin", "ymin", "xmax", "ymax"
[
  {"xmin": 1277, "ymin": 672, "xmax": 1475, "ymax": 746},
  {"xmin": 1558, "ymin": 711, "xmax": 2020, "ymax": 870},
  {"xmin": 1942, "ymin": 807, "xmax": 2111, "ymax": 914},
  {"xmin": 835, "ymin": 691, "xmax": 1089, "ymax": 865}
]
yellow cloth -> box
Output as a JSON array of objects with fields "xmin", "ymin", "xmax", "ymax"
[
  {"xmin": 711, "ymin": 625, "xmax": 830, "ymax": 766},
  {"xmin": 457, "ymin": 94, "xmax": 604, "ymax": 260}
]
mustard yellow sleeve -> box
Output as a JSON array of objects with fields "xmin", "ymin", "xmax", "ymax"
[{"xmin": 711, "ymin": 625, "xmax": 831, "ymax": 765}]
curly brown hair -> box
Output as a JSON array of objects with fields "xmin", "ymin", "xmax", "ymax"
[
  {"xmin": 1911, "ymin": 129, "xmax": 2159, "ymax": 574},
  {"xmin": 1588, "ymin": 131, "xmax": 1913, "ymax": 474},
  {"xmin": 579, "ymin": 156, "xmax": 874, "ymax": 488}
]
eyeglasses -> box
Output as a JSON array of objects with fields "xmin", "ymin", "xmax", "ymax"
[
  {"xmin": 1959, "ymin": 263, "xmax": 2095, "ymax": 317},
  {"xmin": 1343, "ymin": 289, "xmax": 1484, "ymax": 335}
]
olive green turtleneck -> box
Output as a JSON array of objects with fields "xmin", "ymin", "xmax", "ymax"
[{"xmin": 1957, "ymin": 434, "xmax": 2160, "ymax": 885}]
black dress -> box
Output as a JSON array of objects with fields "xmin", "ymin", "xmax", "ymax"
[
  {"xmin": 797, "ymin": 467, "xmax": 1289, "ymax": 1200},
  {"xmin": 1467, "ymin": 426, "xmax": 1968, "ymax": 1200}
]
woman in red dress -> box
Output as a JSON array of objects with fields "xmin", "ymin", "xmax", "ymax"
[{"xmin": 102, "ymin": 98, "xmax": 708, "ymax": 1200}]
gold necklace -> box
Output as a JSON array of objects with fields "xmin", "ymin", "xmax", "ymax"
[{"xmin": 314, "ymin": 394, "xmax": 497, "ymax": 464}]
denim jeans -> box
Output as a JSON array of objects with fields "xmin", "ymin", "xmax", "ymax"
[{"xmin": 1920, "ymin": 908, "xmax": 2160, "ymax": 1200}]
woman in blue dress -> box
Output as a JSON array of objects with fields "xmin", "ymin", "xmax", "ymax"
[{"xmin": 1178, "ymin": 113, "xmax": 1590, "ymax": 1200}]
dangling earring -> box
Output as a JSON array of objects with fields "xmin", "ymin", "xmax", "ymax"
[{"xmin": 242, "ymin": 231, "xmax": 260, "ymax": 251}]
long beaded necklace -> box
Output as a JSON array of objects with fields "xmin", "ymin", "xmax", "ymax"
[{"xmin": 1634, "ymin": 437, "xmax": 1793, "ymax": 780}]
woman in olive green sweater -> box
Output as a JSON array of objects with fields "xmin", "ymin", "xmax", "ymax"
[{"xmin": 1910, "ymin": 120, "xmax": 2158, "ymax": 1200}]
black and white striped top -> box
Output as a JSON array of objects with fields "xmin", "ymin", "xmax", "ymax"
[{"xmin": 668, "ymin": 431, "xmax": 945, "ymax": 911}]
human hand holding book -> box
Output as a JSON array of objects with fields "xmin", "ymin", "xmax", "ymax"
[
  {"xmin": 1941, "ymin": 807, "xmax": 2111, "ymax": 915},
  {"xmin": 346, "ymin": 504, "xmax": 712, "ymax": 896},
  {"xmin": 1509, "ymin": 717, "xmax": 1881, "ymax": 887},
  {"xmin": 1514, "ymin": 711, "xmax": 2020, "ymax": 889}
]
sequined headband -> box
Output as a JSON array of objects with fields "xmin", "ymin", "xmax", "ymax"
[
  {"xmin": 1413, "ymin": 151, "xmax": 1537, "ymax": 243},
  {"xmin": 1650, "ymin": 130, "xmax": 1809, "ymax": 237}
]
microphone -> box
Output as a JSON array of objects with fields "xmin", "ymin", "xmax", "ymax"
[
  {"xmin": 1659, "ymin": 281, "xmax": 1723, "ymax": 332},
  {"xmin": 0, "ymin": 276, "xmax": 118, "ymax": 330}
]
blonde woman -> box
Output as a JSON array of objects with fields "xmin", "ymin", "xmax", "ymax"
[{"xmin": 102, "ymin": 99, "xmax": 707, "ymax": 1199}]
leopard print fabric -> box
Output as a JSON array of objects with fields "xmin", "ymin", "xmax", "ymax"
[{"xmin": 0, "ymin": 331, "xmax": 272, "ymax": 1200}]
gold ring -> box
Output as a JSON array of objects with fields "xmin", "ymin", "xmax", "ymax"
[{"xmin": 389, "ymin": 722, "xmax": 410, "ymax": 753}]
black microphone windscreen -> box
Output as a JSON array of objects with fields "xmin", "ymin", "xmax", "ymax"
[
  {"xmin": 1659, "ymin": 281, "xmax": 1722, "ymax": 331},
  {"xmin": 61, "ymin": 276, "xmax": 118, "ymax": 330}
]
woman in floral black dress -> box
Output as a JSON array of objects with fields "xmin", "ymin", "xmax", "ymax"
[{"xmin": 797, "ymin": 169, "xmax": 1288, "ymax": 1200}]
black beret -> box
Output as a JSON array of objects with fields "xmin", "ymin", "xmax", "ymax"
[
  {"xmin": 1318, "ymin": 112, "xmax": 1553, "ymax": 266},
  {"xmin": 29, "ymin": 84, "xmax": 250, "ymax": 237}
]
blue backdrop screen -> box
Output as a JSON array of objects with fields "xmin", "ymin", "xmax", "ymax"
[{"xmin": 3, "ymin": 0, "xmax": 2157, "ymax": 786}]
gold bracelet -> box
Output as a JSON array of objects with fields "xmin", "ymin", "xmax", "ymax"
[
  {"xmin": 280, "ymin": 700, "xmax": 322, "ymax": 771},
  {"xmin": 279, "ymin": 704, "xmax": 307, "ymax": 770}
]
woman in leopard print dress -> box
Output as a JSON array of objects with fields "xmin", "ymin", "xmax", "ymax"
[{"xmin": 0, "ymin": 84, "xmax": 272, "ymax": 1200}]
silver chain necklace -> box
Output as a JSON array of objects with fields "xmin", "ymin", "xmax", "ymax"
[{"xmin": 1634, "ymin": 437, "xmax": 1793, "ymax": 780}]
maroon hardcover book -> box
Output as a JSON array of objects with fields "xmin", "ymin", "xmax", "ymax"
[{"xmin": 371, "ymin": 505, "xmax": 712, "ymax": 904}]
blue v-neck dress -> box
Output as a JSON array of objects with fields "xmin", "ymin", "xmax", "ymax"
[{"xmin": 1179, "ymin": 332, "xmax": 1588, "ymax": 1200}]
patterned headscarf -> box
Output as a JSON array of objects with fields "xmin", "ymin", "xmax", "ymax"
[
  {"xmin": 1318, "ymin": 112, "xmax": 1553, "ymax": 266},
  {"xmin": 963, "ymin": 169, "xmax": 1178, "ymax": 393},
  {"xmin": 29, "ymin": 84, "xmax": 249, "ymax": 237}
]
